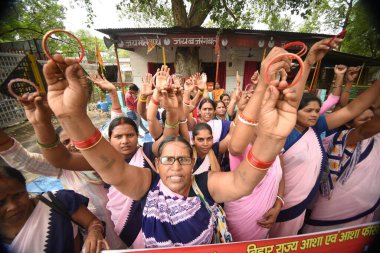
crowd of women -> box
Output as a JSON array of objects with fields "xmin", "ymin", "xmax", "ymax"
[{"xmin": 1, "ymin": 35, "xmax": 379, "ymax": 252}]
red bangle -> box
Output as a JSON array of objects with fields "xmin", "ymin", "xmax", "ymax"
[
  {"xmin": 282, "ymin": 41, "xmax": 308, "ymax": 57},
  {"xmin": 151, "ymin": 97, "xmax": 159, "ymax": 106},
  {"xmin": 239, "ymin": 112, "xmax": 258, "ymax": 125},
  {"xmin": 246, "ymin": 150, "xmax": 274, "ymax": 170},
  {"xmin": 72, "ymin": 129, "xmax": 102, "ymax": 150},
  {"xmin": 112, "ymin": 107, "xmax": 121, "ymax": 111}
]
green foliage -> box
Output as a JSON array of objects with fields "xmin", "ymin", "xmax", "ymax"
[
  {"xmin": 340, "ymin": 2, "xmax": 380, "ymax": 58},
  {"xmin": 0, "ymin": 0, "xmax": 66, "ymax": 42}
]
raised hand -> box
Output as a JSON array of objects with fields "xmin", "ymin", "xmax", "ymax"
[
  {"xmin": 183, "ymin": 78, "xmax": 195, "ymax": 92},
  {"xmin": 237, "ymin": 90, "xmax": 253, "ymax": 111},
  {"xmin": 87, "ymin": 73, "xmax": 115, "ymax": 92},
  {"xmin": 19, "ymin": 92, "xmax": 52, "ymax": 125},
  {"xmin": 250, "ymin": 70, "xmax": 259, "ymax": 86},
  {"xmin": 305, "ymin": 37, "xmax": 343, "ymax": 66},
  {"xmin": 334, "ymin": 64, "xmax": 347, "ymax": 76},
  {"xmin": 141, "ymin": 73, "xmax": 154, "ymax": 97},
  {"xmin": 158, "ymin": 86, "xmax": 179, "ymax": 111},
  {"xmin": 155, "ymin": 65, "xmax": 171, "ymax": 89},
  {"xmin": 346, "ymin": 66, "xmax": 361, "ymax": 82},
  {"xmin": 172, "ymin": 74, "xmax": 181, "ymax": 90},
  {"xmin": 44, "ymin": 54, "xmax": 89, "ymax": 119},
  {"xmin": 193, "ymin": 72, "xmax": 207, "ymax": 91}
]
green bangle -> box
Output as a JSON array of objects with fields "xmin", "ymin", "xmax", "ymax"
[
  {"xmin": 37, "ymin": 134, "xmax": 60, "ymax": 149},
  {"xmin": 165, "ymin": 121, "xmax": 179, "ymax": 129}
]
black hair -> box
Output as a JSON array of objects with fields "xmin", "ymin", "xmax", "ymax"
[
  {"xmin": 55, "ymin": 126, "xmax": 63, "ymax": 136},
  {"xmin": 192, "ymin": 123, "xmax": 212, "ymax": 138},
  {"xmin": 157, "ymin": 135, "xmax": 193, "ymax": 158},
  {"xmin": 215, "ymin": 100, "xmax": 226, "ymax": 108},
  {"xmin": 199, "ymin": 98, "xmax": 216, "ymax": 110},
  {"xmin": 129, "ymin": 84, "xmax": 139, "ymax": 92},
  {"xmin": 108, "ymin": 117, "xmax": 138, "ymax": 138},
  {"xmin": 0, "ymin": 166, "xmax": 26, "ymax": 187},
  {"xmin": 220, "ymin": 94, "xmax": 230, "ymax": 101},
  {"xmin": 298, "ymin": 93, "xmax": 322, "ymax": 111},
  {"xmin": 161, "ymin": 109, "xmax": 167, "ymax": 124}
]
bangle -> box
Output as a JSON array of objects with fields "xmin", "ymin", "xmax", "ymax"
[
  {"xmin": 179, "ymin": 118, "xmax": 188, "ymax": 124},
  {"xmin": 165, "ymin": 121, "xmax": 179, "ymax": 129},
  {"xmin": 0, "ymin": 138, "xmax": 13, "ymax": 146},
  {"xmin": 112, "ymin": 107, "xmax": 121, "ymax": 111},
  {"xmin": 139, "ymin": 95, "xmax": 148, "ymax": 103},
  {"xmin": 197, "ymin": 90, "xmax": 204, "ymax": 96},
  {"xmin": 246, "ymin": 150, "xmax": 274, "ymax": 170},
  {"xmin": 88, "ymin": 221, "xmax": 105, "ymax": 235},
  {"xmin": 276, "ymin": 195, "xmax": 285, "ymax": 208},
  {"xmin": 231, "ymin": 121, "xmax": 236, "ymax": 127},
  {"xmin": 238, "ymin": 113, "xmax": 258, "ymax": 127},
  {"xmin": 37, "ymin": 134, "xmax": 60, "ymax": 149},
  {"xmin": 151, "ymin": 97, "xmax": 159, "ymax": 106},
  {"xmin": 72, "ymin": 129, "xmax": 102, "ymax": 150}
]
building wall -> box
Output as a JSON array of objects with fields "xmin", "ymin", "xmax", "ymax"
[{"xmin": 128, "ymin": 47, "xmax": 265, "ymax": 92}]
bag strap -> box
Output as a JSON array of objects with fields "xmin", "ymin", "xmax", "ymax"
[
  {"xmin": 36, "ymin": 191, "xmax": 83, "ymax": 228},
  {"xmin": 192, "ymin": 177, "xmax": 213, "ymax": 216}
]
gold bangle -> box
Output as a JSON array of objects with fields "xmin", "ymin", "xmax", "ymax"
[{"xmin": 138, "ymin": 96, "xmax": 148, "ymax": 103}]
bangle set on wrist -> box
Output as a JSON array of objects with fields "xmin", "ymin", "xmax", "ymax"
[
  {"xmin": 72, "ymin": 129, "xmax": 103, "ymax": 150},
  {"xmin": 238, "ymin": 113, "xmax": 258, "ymax": 127},
  {"xmin": 37, "ymin": 134, "xmax": 60, "ymax": 149},
  {"xmin": 246, "ymin": 149, "xmax": 274, "ymax": 170},
  {"xmin": 139, "ymin": 95, "xmax": 148, "ymax": 103},
  {"xmin": 151, "ymin": 97, "xmax": 159, "ymax": 106},
  {"xmin": 165, "ymin": 121, "xmax": 179, "ymax": 129},
  {"xmin": 276, "ymin": 195, "xmax": 285, "ymax": 208}
]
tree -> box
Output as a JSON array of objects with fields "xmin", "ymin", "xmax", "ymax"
[
  {"xmin": 77, "ymin": 0, "xmax": 313, "ymax": 76},
  {"xmin": 340, "ymin": 1, "xmax": 380, "ymax": 58},
  {"xmin": 0, "ymin": 0, "xmax": 66, "ymax": 42}
]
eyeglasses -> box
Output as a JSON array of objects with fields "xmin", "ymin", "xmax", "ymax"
[{"xmin": 159, "ymin": 156, "xmax": 193, "ymax": 165}]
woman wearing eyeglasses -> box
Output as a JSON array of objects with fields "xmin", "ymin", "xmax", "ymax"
[{"xmin": 43, "ymin": 49, "xmax": 301, "ymax": 247}]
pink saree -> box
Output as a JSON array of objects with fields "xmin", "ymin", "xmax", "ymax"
[
  {"xmin": 269, "ymin": 128, "xmax": 325, "ymax": 237},
  {"xmin": 303, "ymin": 132, "xmax": 380, "ymax": 233},
  {"xmin": 224, "ymin": 144, "xmax": 282, "ymax": 240}
]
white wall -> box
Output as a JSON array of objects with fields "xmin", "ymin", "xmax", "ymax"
[{"xmin": 128, "ymin": 47, "xmax": 265, "ymax": 92}]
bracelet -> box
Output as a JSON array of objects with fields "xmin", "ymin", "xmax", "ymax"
[
  {"xmin": 165, "ymin": 120, "xmax": 179, "ymax": 129},
  {"xmin": 151, "ymin": 97, "xmax": 159, "ymax": 106},
  {"xmin": 246, "ymin": 150, "xmax": 274, "ymax": 170},
  {"xmin": 112, "ymin": 107, "xmax": 121, "ymax": 111},
  {"xmin": 197, "ymin": 90, "xmax": 204, "ymax": 96},
  {"xmin": 231, "ymin": 121, "xmax": 236, "ymax": 127},
  {"xmin": 179, "ymin": 118, "xmax": 188, "ymax": 124},
  {"xmin": 88, "ymin": 221, "xmax": 105, "ymax": 235},
  {"xmin": 138, "ymin": 95, "xmax": 148, "ymax": 103},
  {"xmin": 238, "ymin": 113, "xmax": 258, "ymax": 127},
  {"xmin": 72, "ymin": 129, "xmax": 102, "ymax": 150},
  {"xmin": 0, "ymin": 138, "xmax": 13, "ymax": 146},
  {"xmin": 276, "ymin": 195, "xmax": 285, "ymax": 207},
  {"xmin": 37, "ymin": 134, "xmax": 60, "ymax": 149}
]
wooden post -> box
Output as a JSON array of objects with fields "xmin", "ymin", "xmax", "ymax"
[{"xmin": 114, "ymin": 44, "xmax": 125, "ymax": 104}]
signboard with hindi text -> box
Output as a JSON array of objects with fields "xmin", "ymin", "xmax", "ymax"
[{"xmin": 103, "ymin": 222, "xmax": 379, "ymax": 253}]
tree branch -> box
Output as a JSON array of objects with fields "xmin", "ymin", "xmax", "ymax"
[
  {"xmin": 221, "ymin": 0, "xmax": 237, "ymax": 22},
  {"xmin": 171, "ymin": 0, "xmax": 189, "ymax": 27},
  {"xmin": 0, "ymin": 27, "xmax": 44, "ymax": 38}
]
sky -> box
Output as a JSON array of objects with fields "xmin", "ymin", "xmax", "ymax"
[{"xmin": 59, "ymin": 0, "xmax": 134, "ymax": 37}]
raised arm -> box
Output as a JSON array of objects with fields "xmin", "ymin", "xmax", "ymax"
[
  {"xmin": 346, "ymin": 116, "xmax": 380, "ymax": 146},
  {"xmin": 137, "ymin": 73, "xmax": 154, "ymax": 121},
  {"xmin": 208, "ymin": 47, "xmax": 300, "ymax": 203},
  {"xmin": 338, "ymin": 66, "xmax": 360, "ymax": 108},
  {"xmin": 45, "ymin": 54, "xmax": 151, "ymax": 200},
  {"xmin": 147, "ymin": 88, "xmax": 163, "ymax": 140},
  {"xmin": 319, "ymin": 64, "xmax": 346, "ymax": 114},
  {"xmin": 227, "ymin": 71, "xmax": 242, "ymax": 117},
  {"xmin": 19, "ymin": 93, "xmax": 92, "ymax": 171},
  {"xmin": 88, "ymin": 73, "xmax": 122, "ymax": 115},
  {"xmin": 326, "ymin": 79, "xmax": 380, "ymax": 130}
]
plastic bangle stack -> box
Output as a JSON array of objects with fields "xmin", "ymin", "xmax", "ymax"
[
  {"xmin": 197, "ymin": 90, "xmax": 204, "ymax": 96},
  {"xmin": 37, "ymin": 134, "xmax": 60, "ymax": 149},
  {"xmin": 139, "ymin": 95, "xmax": 148, "ymax": 103},
  {"xmin": 238, "ymin": 113, "xmax": 258, "ymax": 127},
  {"xmin": 165, "ymin": 121, "xmax": 179, "ymax": 129},
  {"xmin": 151, "ymin": 97, "xmax": 159, "ymax": 106},
  {"xmin": 112, "ymin": 107, "xmax": 121, "ymax": 111},
  {"xmin": 246, "ymin": 150, "xmax": 274, "ymax": 170},
  {"xmin": 276, "ymin": 195, "xmax": 285, "ymax": 207},
  {"xmin": 72, "ymin": 129, "xmax": 102, "ymax": 150}
]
